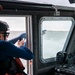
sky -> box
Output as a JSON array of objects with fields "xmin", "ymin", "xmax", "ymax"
[
  {"xmin": 0, "ymin": 17, "xmax": 26, "ymax": 31},
  {"xmin": 42, "ymin": 21, "xmax": 72, "ymax": 31},
  {"xmin": 18, "ymin": 0, "xmax": 75, "ymax": 7},
  {"xmin": 0, "ymin": 17, "xmax": 73, "ymax": 32}
]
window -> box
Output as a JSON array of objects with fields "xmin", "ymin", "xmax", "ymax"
[
  {"xmin": 0, "ymin": 16, "xmax": 27, "ymax": 73},
  {"xmin": 0, "ymin": 17, "xmax": 26, "ymax": 39},
  {"xmin": 40, "ymin": 17, "xmax": 74, "ymax": 63}
]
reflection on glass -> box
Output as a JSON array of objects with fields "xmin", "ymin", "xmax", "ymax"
[{"xmin": 41, "ymin": 20, "xmax": 72, "ymax": 59}]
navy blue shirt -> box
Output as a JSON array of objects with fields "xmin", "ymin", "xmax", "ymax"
[
  {"xmin": 0, "ymin": 40, "xmax": 34, "ymax": 60},
  {"xmin": 9, "ymin": 33, "xmax": 26, "ymax": 44}
]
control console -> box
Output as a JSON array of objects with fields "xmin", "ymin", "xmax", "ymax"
[{"xmin": 55, "ymin": 51, "xmax": 75, "ymax": 75}]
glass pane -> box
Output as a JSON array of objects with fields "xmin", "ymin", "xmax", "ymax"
[{"xmin": 41, "ymin": 17, "xmax": 73, "ymax": 60}]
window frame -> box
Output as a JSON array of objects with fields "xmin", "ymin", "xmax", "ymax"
[{"xmin": 39, "ymin": 17, "xmax": 75, "ymax": 63}]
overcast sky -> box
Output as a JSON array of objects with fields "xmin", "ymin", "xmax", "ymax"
[
  {"xmin": 0, "ymin": 17, "xmax": 26, "ymax": 31},
  {"xmin": 18, "ymin": 0, "xmax": 75, "ymax": 7},
  {"xmin": 42, "ymin": 21, "xmax": 72, "ymax": 31}
]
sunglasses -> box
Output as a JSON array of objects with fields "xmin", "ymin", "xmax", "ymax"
[
  {"xmin": 0, "ymin": 32, "xmax": 10, "ymax": 37},
  {"xmin": 4, "ymin": 32, "xmax": 10, "ymax": 37}
]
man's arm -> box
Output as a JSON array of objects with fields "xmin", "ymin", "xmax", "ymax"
[
  {"xmin": 0, "ymin": 40, "xmax": 34, "ymax": 60},
  {"xmin": 9, "ymin": 33, "xmax": 26, "ymax": 44}
]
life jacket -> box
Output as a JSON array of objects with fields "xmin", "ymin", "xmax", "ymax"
[
  {"xmin": 0, "ymin": 55, "xmax": 27, "ymax": 75},
  {"xmin": 14, "ymin": 58, "xmax": 25, "ymax": 71},
  {"xmin": 7, "ymin": 58, "xmax": 27, "ymax": 75}
]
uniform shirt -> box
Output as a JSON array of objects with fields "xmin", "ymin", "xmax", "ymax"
[{"xmin": 0, "ymin": 40, "xmax": 34, "ymax": 60}]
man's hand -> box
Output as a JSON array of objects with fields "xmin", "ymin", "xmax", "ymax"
[
  {"xmin": 17, "ymin": 38, "xmax": 26, "ymax": 48},
  {"xmin": 19, "ymin": 33, "xmax": 26, "ymax": 41}
]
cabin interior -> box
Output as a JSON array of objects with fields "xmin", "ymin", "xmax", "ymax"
[{"xmin": 0, "ymin": 0, "xmax": 75, "ymax": 75}]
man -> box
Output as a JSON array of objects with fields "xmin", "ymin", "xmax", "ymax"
[{"xmin": 0, "ymin": 20, "xmax": 34, "ymax": 75}]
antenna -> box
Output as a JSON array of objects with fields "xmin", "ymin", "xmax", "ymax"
[
  {"xmin": 0, "ymin": 5, "xmax": 3, "ymax": 11},
  {"xmin": 69, "ymin": 0, "xmax": 75, "ymax": 4}
]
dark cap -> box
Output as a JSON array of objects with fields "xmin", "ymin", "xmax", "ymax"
[{"xmin": 0, "ymin": 20, "xmax": 9, "ymax": 32}]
